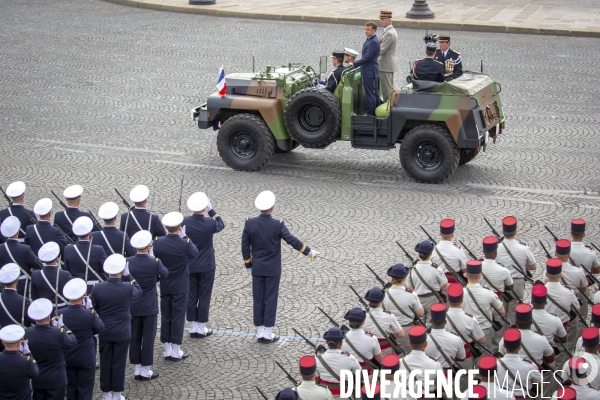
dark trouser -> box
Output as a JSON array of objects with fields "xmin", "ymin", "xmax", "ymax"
[
  {"xmin": 252, "ymin": 275, "xmax": 281, "ymax": 327},
  {"xmin": 66, "ymin": 365, "xmax": 95, "ymax": 400},
  {"xmin": 130, "ymin": 314, "xmax": 158, "ymax": 366},
  {"xmin": 160, "ymin": 292, "xmax": 188, "ymax": 345},
  {"xmin": 99, "ymin": 340, "xmax": 129, "ymax": 393},
  {"xmin": 187, "ymin": 271, "xmax": 215, "ymax": 323},
  {"xmin": 33, "ymin": 386, "xmax": 65, "ymax": 400},
  {"xmin": 363, "ymin": 77, "xmax": 379, "ymax": 116}
]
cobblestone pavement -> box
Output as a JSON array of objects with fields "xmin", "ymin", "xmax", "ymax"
[{"xmin": 1, "ymin": 0, "xmax": 600, "ymax": 398}]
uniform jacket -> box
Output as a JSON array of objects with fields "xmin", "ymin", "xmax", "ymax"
[
  {"xmin": 0, "ymin": 239, "xmax": 40, "ymax": 278},
  {"xmin": 434, "ymin": 48, "xmax": 463, "ymax": 81},
  {"xmin": 24, "ymin": 324, "xmax": 78, "ymax": 389},
  {"xmin": 0, "ymin": 204, "xmax": 37, "ymax": 242},
  {"xmin": 120, "ymin": 208, "xmax": 166, "ymax": 239},
  {"xmin": 183, "ymin": 209, "xmax": 225, "ymax": 273},
  {"xmin": 324, "ymin": 65, "xmax": 344, "ymax": 93},
  {"xmin": 25, "ymin": 220, "xmax": 69, "ymax": 258},
  {"xmin": 353, "ymin": 34, "xmax": 380, "ymax": 78},
  {"xmin": 31, "ymin": 266, "xmax": 72, "ymax": 307},
  {"xmin": 127, "ymin": 253, "xmax": 169, "ymax": 316},
  {"xmin": 153, "ymin": 234, "xmax": 197, "ymax": 294},
  {"xmin": 91, "ymin": 226, "xmax": 135, "ymax": 257},
  {"xmin": 241, "ymin": 214, "xmax": 310, "ymax": 276},
  {"xmin": 54, "ymin": 207, "xmax": 100, "ymax": 242},
  {"xmin": 64, "ymin": 240, "xmax": 107, "ymax": 282},
  {"xmin": 59, "ymin": 304, "xmax": 105, "ymax": 367},
  {"xmin": 413, "ymin": 57, "xmax": 445, "ymax": 83},
  {"xmin": 90, "ymin": 277, "xmax": 141, "ymax": 342},
  {"xmin": 0, "ymin": 350, "xmax": 39, "ymax": 400},
  {"xmin": 0, "ymin": 288, "xmax": 33, "ymax": 327},
  {"xmin": 379, "ymin": 26, "xmax": 398, "ymax": 72}
]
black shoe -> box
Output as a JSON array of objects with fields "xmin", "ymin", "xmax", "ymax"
[
  {"xmin": 261, "ymin": 334, "xmax": 280, "ymax": 343},
  {"xmin": 170, "ymin": 353, "xmax": 188, "ymax": 361},
  {"xmin": 189, "ymin": 332, "xmax": 197, "ymax": 338},
  {"xmin": 256, "ymin": 337, "xmax": 263, "ymax": 343},
  {"xmin": 139, "ymin": 372, "xmax": 159, "ymax": 381},
  {"xmin": 196, "ymin": 329, "xmax": 213, "ymax": 338},
  {"xmin": 134, "ymin": 375, "xmax": 140, "ymax": 381}
]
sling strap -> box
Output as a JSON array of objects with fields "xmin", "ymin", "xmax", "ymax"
[
  {"xmin": 435, "ymin": 247, "xmax": 465, "ymax": 284},
  {"xmin": 446, "ymin": 314, "xmax": 480, "ymax": 357},
  {"xmin": 316, "ymin": 354, "xmax": 340, "ymax": 382},
  {"xmin": 465, "ymin": 286, "xmax": 495, "ymax": 327},
  {"xmin": 401, "ymin": 358, "xmax": 412, "ymax": 374},
  {"xmin": 367, "ymin": 309, "xmax": 401, "ymax": 354},
  {"xmin": 73, "ymin": 244, "xmax": 104, "ymax": 282},
  {"xmin": 428, "ymin": 332, "xmax": 457, "ymax": 370},
  {"xmin": 2, "ymin": 243, "xmax": 31, "ymax": 280},
  {"xmin": 496, "ymin": 357, "xmax": 521, "ymax": 390},
  {"xmin": 62, "ymin": 209, "xmax": 74, "ymax": 226},
  {"xmin": 501, "ymin": 242, "xmax": 528, "ymax": 278},
  {"xmin": 519, "ymin": 340, "xmax": 541, "ymax": 367},
  {"xmin": 100, "ymin": 231, "xmax": 116, "ymax": 254},
  {"xmin": 129, "ymin": 212, "xmax": 143, "ymax": 231},
  {"xmin": 343, "ymin": 337, "xmax": 379, "ymax": 370},
  {"xmin": 33, "ymin": 224, "xmax": 45, "ymax": 245},
  {"xmin": 40, "ymin": 270, "xmax": 68, "ymax": 304},
  {"xmin": 385, "ymin": 288, "xmax": 414, "ymax": 320},
  {"xmin": 545, "ymin": 292, "xmax": 573, "ymax": 321},
  {"xmin": 0, "ymin": 293, "xmax": 21, "ymax": 325},
  {"xmin": 410, "ymin": 264, "xmax": 444, "ymax": 302}
]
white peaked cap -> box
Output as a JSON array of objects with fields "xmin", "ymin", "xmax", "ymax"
[
  {"xmin": 72, "ymin": 216, "xmax": 93, "ymax": 236},
  {"xmin": 104, "ymin": 254, "xmax": 126, "ymax": 275},
  {"xmin": 63, "ymin": 278, "xmax": 87, "ymax": 300},
  {"xmin": 63, "ymin": 185, "xmax": 83, "ymax": 199},
  {"xmin": 162, "ymin": 212, "xmax": 183, "ymax": 227},
  {"xmin": 6, "ymin": 181, "xmax": 26, "ymax": 197},
  {"xmin": 0, "ymin": 324, "xmax": 25, "ymax": 343},
  {"xmin": 28, "ymin": 298, "xmax": 53, "ymax": 320},
  {"xmin": 131, "ymin": 230, "xmax": 152, "ymax": 249},
  {"xmin": 187, "ymin": 192, "xmax": 209, "ymax": 212},
  {"xmin": 98, "ymin": 202, "xmax": 119, "ymax": 220},
  {"xmin": 34, "ymin": 198, "xmax": 53, "ymax": 215},
  {"xmin": 129, "ymin": 185, "xmax": 149, "ymax": 203},
  {"xmin": 1, "ymin": 216, "xmax": 21, "ymax": 238},
  {"xmin": 0, "ymin": 263, "xmax": 20, "ymax": 284},
  {"xmin": 255, "ymin": 190, "xmax": 276, "ymax": 211},
  {"xmin": 38, "ymin": 242, "xmax": 60, "ymax": 262},
  {"xmin": 344, "ymin": 48, "xmax": 359, "ymax": 57}
]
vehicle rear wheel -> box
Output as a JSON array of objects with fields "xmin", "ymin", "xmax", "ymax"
[
  {"xmin": 459, "ymin": 148, "xmax": 479, "ymax": 165},
  {"xmin": 217, "ymin": 113, "xmax": 275, "ymax": 171},
  {"xmin": 399, "ymin": 124, "xmax": 460, "ymax": 183},
  {"xmin": 284, "ymin": 87, "xmax": 341, "ymax": 148}
]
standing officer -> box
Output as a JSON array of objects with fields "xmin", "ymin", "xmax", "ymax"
[
  {"xmin": 340, "ymin": 306, "xmax": 382, "ymax": 371},
  {"xmin": 434, "ymin": 35, "xmax": 463, "ymax": 82},
  {"xmin": 25, "ymin": 198, "xmax": 69, "ymax": 259},
  {"xmin": 54, "ymin": 185, "xmax": 100, "ymax": 243},
  {"xmin": 0, "ymin": 263, "xmax": 33, "ymax": 327},
  {"xmin": 25, "ymin": 298, "xmax": 78, "ymax": 400},
  {"xmin": 242, "ymin": 190, "xmax": 318, "ymax": 343},
  {"xmin": 349, "ymin": 22, "xmax": 381, "ymax": 116},
  {"xmin": 128, "ymin": 230, "xmax": 168, "ymax": 380},
  {"xmin": 64, "ymin": 217, "xmax": 107, "ymax": 293},
  {"xmin": 362, "ymin": 287, "xmax": 404, "ymax": 356},
  {"xmin": 530, "ymin": 284, "xmax": 568, "ymax": 367},
  {"xmin": 92, "ymin": 202, "xmax": 135, "ymax": 257},
  {"xmin": 184, "ymin": 192, "xmax": 224, "ymax": 338},
  {"xmin": 120, "ymin": 185, "xmax": 166, "ymax": 239},
  {"xmin": 59, "ymin": 278, "xmax": 105, "ymax": 400},
  {"xmin": 153, "ymin": 212, "xmax": 198, "ymax": 360},
  {"xmin": 31, "ymin": 242, "xmax": 72, "ymax": 309},
  {"xmin": 399, "ymin": 325, "xmax": 443, "ymax": 395},
  {"xmin": 425, "ymin": 303, "xmax": 466, "ymax": 374},
  {"xmin": 296, "ymin": 355, "xmax": 335, "ymax": 399},
  {"xmin": 412, "ymin": 43, "xmax": 444, "ymax": 83},
  {"xmin": 569, "ymin": 219, "xmax": 600, "ymax": 274},
  {"xmin": 378, "ymin": 10, "xmax": 398, "ymax": 101},
  {"xmin": 406, "ymin": 240, "xmax": 448, "ymax": 315},
  {"xmin": 431, "ymin": 219, "xmax": 467, "ymax": 284},
  {"xmin": 319, "ymin": 50, "xmax": 345, "ymax": 93},
  {"xmin": 498, "ymin": 328, "xmax": 542, "ymax": 398},
  {"xmin": 0, "ymin": 181, "xmax": 37, "ymax": 242},
  {"xmin": 0, "ymin": 324, "xmax": 39, "ymax": 399},
  {"xmin": 91, "ymin": 254, "xmax": 141, "ymax": 400},
  {"xmin": 0, "ymin": 216, "xmax": 39, "ymax": 295},
  {"xmin": 315, "ymin": 327, "xmax": 362, "ymax": 396}
]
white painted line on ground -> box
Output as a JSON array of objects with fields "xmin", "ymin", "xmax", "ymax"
[{"xmin": 38, "ymin": 139, "xmax": 185, "ymax": 156}]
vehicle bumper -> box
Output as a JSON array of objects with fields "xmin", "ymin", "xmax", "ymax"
[{"xmin": 191, "ymin": 103, "xmax": 213, "ymax": 130}]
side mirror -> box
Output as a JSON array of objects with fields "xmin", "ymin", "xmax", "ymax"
[{"xmin": 319, "ymin": 55, "xmax": 327, "ymax": 75}]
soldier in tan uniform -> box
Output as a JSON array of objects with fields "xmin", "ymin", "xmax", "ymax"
[
  {"xmin": 362, "ymin": 287, "xmax": 404, "ymax": 356},
  {"xmin": 430, "ymin": 219, "xmax": 467, "ymax": 285},
  {"xmin": 398, "ymin": 326, "xmax": 443, "ymax": 397},
  {"xmin": 530, "ymin": 284, "xmax": 568, "ymax": 367},
  {"xmin": 407, "ymin": 240, "xmax": 448, "ymax": 316},
  {"xmin": 574, "ymin": 304, "xmax": 600, "ymax": 353},
  {"xmin": 340, "ymin": 307, "xmax": 382, "ymax": 372},
  {"xmin": 296, "ymin": 355, "xmax": 335, "ymax": 400},
  {"xmin": 315, "ymin": 327, "xmax": 361, "ymax": 396},
  {"xmin": 377, "ymin": 10, "xmax": 398, "ymax": 102},
  {"xmin": 424, "ymin": 303, "xmax": 466, "ymax": 375}
]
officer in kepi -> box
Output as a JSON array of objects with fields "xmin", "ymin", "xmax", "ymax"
[
  {"xmin": 317, "ymin": 50, "xmax": 345, "ymax": 93},
  {"xmin": 0, "ymin": 324, "xmax": 39, "ymax": 400},
  {"xmin": 434, "ymin": 35, "xmax": 463, "ymax": 82},
  {"xmin": 296, "ymin": 355, "xmax": 335, "ymax": 399},
  {"xmin": 412, "ymin": 43, "xmax": 445, "ymax": 83}
]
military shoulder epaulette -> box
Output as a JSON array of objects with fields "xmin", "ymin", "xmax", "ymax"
[
  {"xmin": 212, "ymin": 214, "xmax": 219, "ymax": 220},
  {"xmin": 585, "ymin": 245, "xmax": 593, "ymax": 251},
  {"xmin": 279, "ymin": 219, "xmax": 283, "ymax": 224},
  {"xmin": 465, "ymin": 312, "xmax": 474, "ymax": 317},
  {"xmin": 187, "ymin": 238, "xmax": 190, "ymax": 243},
  {"xmin": 130, "ymin": 280, "xmax": 136, "ymax": 285},
  {"xmin": 155, "ymin": 236, "xmax": 158, "ymax": 240},
  {"xmin": 385, "ymin": 310, "xmax": 392, "ymax": 314},
  {"xmin": 519, "ymin": 241, "xmax": 527, "ymax": 246},
  {"xmin": 155, "ymin": 257, "xmax": 159, "ymax": 262},
  {"xmin": 431, "ymin": 263, "xmax": 439, "ymax": 268},
  {"xmin": 450, "ymin": 332, "xmax": 459, "ymax": 337},
  {"xmin": 246, "ymin": 217, "xmax": 249, "ymax": 221},
  {"xmin": 535, "ymin": 331, "xmax": 544, "ymax": 336},
  {"xmin": 91, "ymin": 310, "xmax": 95, "ymax": 314},
  {"xmin": 317, "ymin": 384, "xmax": 328, "ymax": 389},
  {"xmin": 365, "ymin": 331, "xmax": 373, "ymax": 337},
  {"xmin": 428, "ymin": 356, "xmax": 437, "ymax": 361},
  {"xmin": 93, "ymin": 283, "xmax": 97, "ymax": 287},
  {"xmin": 522, "ymin": 358, "xmax": 533, "ymax": 364},
  {"xmin": 497, "ymin": 262, "xmax": 506, "ymax": 268},
  {"xmin": 342, "ymin": 351, "xmax": 350, "ymax": 356},
  {"xmin": 405, "ymin": 287, "xmax": 413, "ymax": 293}
]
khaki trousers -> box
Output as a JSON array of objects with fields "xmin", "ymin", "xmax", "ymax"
[{"xmin": 379, "ymin": 71, "xmax": 394, "ymax": 103}]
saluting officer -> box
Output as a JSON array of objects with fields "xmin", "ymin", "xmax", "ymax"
[
  {"xmin": 0, "ymin": 324, "xmax": 39, "ymax": 399},
  {"xmin": 574, "ymin": 304, "xmax": 600, "ymax": 353},
  {"xmin": 406, "ymin": 240, "xmax": 448, "ymax": 314},
  {"xmin": 64, "ymin": 217, "xmax": 107, "ymax": 293},
  {"xmin": 154, "ymin": 212, "xmax": 198, "ymax": 361},
  {"xmin": 91, "ymin": 254, "xmax": 142, "ymax": 400},
  {"xmin": 54, "ymin": 185, "xmax": 100, "ymax": 243},
  {"xmin": 296, "ymin": 355, "xmax": 335, "ymax": 400},
  {"xmin": 399, "ymin": 326, "xmax": 443, "ymax": 396},
  {"xmin": 120, "ymin": 185, "xmax": 166, "ymax": 239},
  {"xmin": 412, "ymin": 43, "xmax": 444, "ymax": 83},
  {"xmin": 341, "ymin": 306, "xmax": 382, "ymax": 371},
  {"xmin": 315, "ymin": 327, "xmax": 362, "ymax": 396},
  {"xmin": 569, "ymin": 219, "xmax": 600, "ymax": 274},
  {"xmin": 31, "ymin": 242, "xmax": 72, "ymax": 309},
  {"xmin": 242, "ymin": 190, "xmax": 318, "ymax": 343},
  {"xmin": 128, "ymin": 230, "xmax": 168, "ymax": 380},
  {"xmin": 25, "ymin": 198, "xmax": 69, "ymax": 259},
  {"xmin": 383, "ymin": 263, "xmax": 424, "ymax": 355},
  {"xmin": 530, "ymin": 284, "xmax": 568, "ymax": 367},
  {"xmin": 0, "ymin": 263, "xmax": 33, "ymax": 327},
  {"xmin": 362, "ymin": 287, "xmax": 404, "ymax": 356},
  {"xmin": 498, "ymin": 328, "xmax": 542, "ymax": 398},
  {"xmin": 425, "ymin": 303, "xmax": 466, "ymax": 374},
  {"xmin": 92, "ymin": 202, "xmax": 135, "ymax": 257},
  {"xmin": 25, "ymin": 298, "xmax": 78, "ymax": 400},
  {"xmin": 0, "ymin": 216, "xmax": 39, "ymax": 295},
  {"xmin": 434, "ymin": 35, "xmax": 463, "ymax": 82},
  {"xmin": 183, "ymin": 192, "xmax": 225, "ymax": 338},
  {"xmin": 59, "ymin": 278, "xmax": 105, "ymax": 400},
  {"xmin": 431, "ymin": 219, "xmax": 467, "ymax": 284},
  {"xmin": 0, "ymin": 181, "xmax": 37, "ymax": 242}
]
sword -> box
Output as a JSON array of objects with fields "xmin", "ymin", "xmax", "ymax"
[
  {"xmin": 84, "ymin": 236, "xmax": 94, "ymax": 283},
  {"xmin": 122, "ymin": 206, "xmax": 134, "ymax": 255},
  {"xmin": 147, "ymin": 191, "xmax": 155, "ymax": 231},
  {"xmin": 21, "ymin": 278, "xmax": 28, "ymax": 327},
  {"xmin": 54, "ymin": 258, "xmax": 60, "ymax": 316},
  {"xmin": 178, "ymin": 175, "xmax": 184, "ymax": 213}
]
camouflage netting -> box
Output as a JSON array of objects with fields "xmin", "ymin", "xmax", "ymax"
[{"xmin": 433, "ymin": 72, "xmax": 495, "ymax": 96}]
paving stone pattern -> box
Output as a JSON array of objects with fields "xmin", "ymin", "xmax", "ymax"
[{"xmin": 1, "ymin": 0, "xmax": 600, "ymax": 398}]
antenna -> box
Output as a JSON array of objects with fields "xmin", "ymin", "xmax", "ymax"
[{"xmin": 252, "ymin": 52, "xmax": 255, "ymax": 73}]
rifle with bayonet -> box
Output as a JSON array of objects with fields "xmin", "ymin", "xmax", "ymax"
[
  {"xmin": 178, "ymin": 175, "xmax": 184, "ymax": 213},
  {"xmin": 88, "ymin": 210, "xmax": 102, "ymax": 232},
  {"xmin": 469, "ymin": 334, "xmax": 504, "ymax": 359},
  {"xmin": 275, "ymin": 361, "xmax": 299, "ymax": 386},
  {"xmin": 459, "ymin": 240, "xmax": 479, "ymax": 261},
  {"xmin": 317, "ymin": 307, "xmax": 349, "ymax": 332},
  {"xmin": 395, "ymin": 241, "xmax": 447, "ymax": 303},
  {"xmin": 348, "ymin": 285, "xmax": 369, "ymax": 309},
  {"xmin": 396, "ymin": 241, "xmax": 418, "ymax": 266},
  {"xmin": 491, "ymin": 303, "xmax": 511, "ymax": 327},
  {"xmin": 50, "ymin": 190, "xmax": 76, "ymax": 244},
  {"xmin": 365, "ymin": 264, "xmax": 391, "ymax": 289},
  {"xmin": 114, "ymin": 189, "xmax": 132, "ymax": 209},
  {"xmin": 554, "ymin": 339, "xmax": 572, "ymax": 359},
  {"xmin": 483, "ymin": 217, "xmax": 504, "ymax": 242},
  {"xmin": 255, "ymin": 387, "xmax": 268, "ymax": 400},
  {"xmin": 543, "ymin": 227, "xmax": 579, "ymax": 264},
  {"xmin": 420, "ymin": 225, "xmax": 437, "ymax": 244},
  {"xmin": 293, "ymin": 328, "xmax": 327, "ymax": 355},
  {"xmin": 408, "ymin": 306, "xmax": 427, "ymax": 327},
  {"xmin": 591, "ymin": 243, "xmax": 600, "ymax": 253},
  {"xmin": 571, "ymin": 304, "xmax": 588, "ymax": 328},
  {"xmin": 422, "ymin": 226, "xmax": 467, "ymax": 286},
  {"xmin": 539, "ymin": 240, "xmax": 553, "ymax": 259},
  {"xmin": 580, "ymin": 263, "xmax": 600, "ymax": 286}
]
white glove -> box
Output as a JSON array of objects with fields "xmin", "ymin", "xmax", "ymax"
[
  {"xmin": 148, "ymin": 246, "xmax": 154, "ymax": 257},
  {"xmin": 83, "ymin": 297, "xmax": 93, "ymax": 309},
  {"xmin": 123, "ymin": 262, "xmax": 130, "ymax": 276},
  {"xmin": 20, "ymin": 340, "xmax": 30, "ymax": 354},
  {"xmin": 206, "ymin": 199, "xmax": 212, "ymax": 211},
  {"xmin": 179, "ymin": 225, "xmax": 186, "ymax": 238},
  {"xmin": 52, "ymin": 315, "xmax": 64, "ymax": 329},
  {"xmin": 247, "ymin": 268, "xmax": 252, "ymax": 275},
  {"xmin": 309, "ymin": 249, "xmax": 320, "ymax": 261}
]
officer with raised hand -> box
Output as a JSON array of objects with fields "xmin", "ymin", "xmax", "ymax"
[
  {"xmin": 362, "ymin": 287, "xmax": 404, "ymax": 356},
  {"xmin": 54, "ymin": 185, "xmax": 100, "ymax": 242},
  {"xmin": 315, "ymin": 327, "xmax": 362, "ymax": 396},
  {"xmin": 92, "ymin": 202, "xmax": 135, "ymax": 257},
  {"xmin": 0, "ymin": 216, "xmax": 39, "ymax": 295},
  {"xmin": 128, "ymin": 230, "xmax": 168, "ymax": 381},
  {"xmin": 424, "ymin": 303, "xmax": 466, "ymax": 373},
  {"xmin": 0, "ymin": 324, "xmax": 39, "ymax": 399},
  {"xmin": 31, "ymin": 242, "xmax": 72, "ymax": 309},
  {"xmin": 25, "ymin": 198, "xmax": 68, "ymax": 258},
  {"xmin": 59, "ymin": 278, "xmax": 105, "ymax": 400},
  {"xmin": 0, "ymin": 181, "xmax": 37, "ymax": 242},
  {"xmin": 530, "ymin": 284, "xmax": 568, "ymax": 367},
  {"xmin": 25, "ymin": 298, "xmax": 78, "ymax": 400},
  {"xmin": 296, "ymin": 355, "xmax": 335, "ymax": 399},
  {"xmin": 0, "ymin": 263, "xmax": 33, "ymax": 327},
  {"xmin": 184, "ymin": 192, "xmax": 224, "ymax": 338},
  {"xmin": 340, "ymin": 306, "xmax": 382, "ymax": 371},
  {"xmin": 120, "ymin": 185, "xmax": 166, "ymax": 239},
  {"xmin": 431, "ymin": 219, "xmax": 467, "ymax": 284},
  {"xmin": 407, "ymin": 240, "xmax": 448, "ymax": 315},
  {"xmin": 64, "ymin": 217, "xmax": 107, "ymax": 293},
  {"xmin": 242, "ymin": 190, "xmax": 318, "ymax": 343},
  {"xmin": 498, "ymin": 328, "xmax": 542, "ymax": 398}
]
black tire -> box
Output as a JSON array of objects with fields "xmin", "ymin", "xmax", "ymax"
[
  {"xmin": 274, "ymin": 140, "xmax": 300, "ymax": 153},
  {"xmin": 217, "ymin": 113, "xmax": 275, "ymax": 171},
  {"xmin": 399, "ymin": 124, "xmax": 460, "ymax": 183},
  {"xmin": 459, "ymin": 148, "xmax": 479, "ymax": 165},
  {"xmin": 283, "ymin": 87, "xmax": 341, "ymax": 148}
]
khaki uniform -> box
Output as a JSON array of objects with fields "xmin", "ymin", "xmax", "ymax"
[
  {"xmin": 545, "ymin": 281, "xmax": 580, "ymax": 355},
  {"xmin": 384, "ymin": 285, "xmax": 422, "ymax": 354},
  {"xmin": 463, "ymin": 283, "xmax": 503, "ymax": 348},
  {"xmin": 295, "ymin": 380, "xmax": 335, "ymax": 400},
  {"xmin": 532, "ymin": 308, "xmax": 568, "ymax": 367},
  {"xmin": 431, "ymin": 240, "xmax": 468, "ymax": 284},
  {"xmin": 363, "ymin": 307, "xmax": 402, "ymax": 356},
  {"xmin": 481, "ymin": 259, "xmax": 514, "ymax": 351},
  {"xmin": 497, "ymin": 353, "xmax": 541, "ymax": 398},
  {"xmin": 315, "ymin": 349, "xmax": 361, "ymax": 394},
  {"xmin": 378, "ymin": 25, "xmax": 398, "ymax": 102},
  {"xmin": 424, "ymin": 329, "xmax": 465, "ymax": 369},
  {"xmin": 398, "ymin": 349, "xmax": 442, "ymax": 395},
  {"xmin": 559, "ymin": 353, "xmax": 600, "ymax": 389},
  {"xmin": 575, "ymin": 327, "xmax": 600, "ymax": 353},
  {"xmin": 551, "ymin": 384, "xmax": 600, "ymax": 399},
  {"xmin": 407, "ymin": 261, "xmax": 448, "ymax": 314},
  {"xmin": 340, "ymin": 329, "xmax": 381, "ymax": 365}
]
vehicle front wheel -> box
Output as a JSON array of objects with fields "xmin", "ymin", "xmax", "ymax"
[{"xmin": 217, "ymin": 113, "xmax": 275, "ymax": 171}]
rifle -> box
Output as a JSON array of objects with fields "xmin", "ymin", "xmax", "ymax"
[
  {"xmin": 408, "ymin": 305, "xmax": 427, "ymax": 327},
  {"xmin": 422, "ymin": 228, "xmax": 468, "ymax": 286},
  {"xmin": 50, "ymin": 190, "xmax": 69, "ymax": 211},
  {"xmin": 178, "ymin": 175, "xmax": 184, "ymax": 212},
  {"xmin": 539, "ymin": 240, "xmax": 553, "ymax": 259},
  {"xmin": 147, "ymin": 191, "xmax": 155, "ymax": 231},
  {"xmin": 275, "ymin": 361, "xmax": 299, "ymax": 386},
  {"xmin": 255, "ymin": 387, "xmax": 268, "ymax": 400},
  {"xmin": 459, "ymin": 240, "xmax": 478, "ymax": 261},
  {"xmin": 121, "ymin": 206, "xmax": 134, "ymax": 255},
  {"xmin": 88, "ymin": 210, "xmax": 102, "ymax": 231},
  {"xmin": 348, "ymin": 285, "xmax": 369, "ymax": 308},
  {"xmin": 292, "ymin": 328, "xmax": 327, "ymax": 354},
  {"xmin": 396, "ymin": 242, "xmax": 447, "ymax": 303},
  {"xmin": 55, "ymin": 224, "xmax": 75, "ymax": 245},
  {"xmin": 554, "ymin": 339, "xmax": 572, "ymax": 359},
  {"xmin": 318, "ymin": 307, "xmax": 349, "ymax": 332},
  {"xmin": 469, "ymin": 334, "xmax": 503, "ymax": 359},
  {"xmin": 395, "ymin": 241, "xmax": 417, "ymax": 266},
  {"xmin": 0, "ymin": 185, "xmax": 11, "ymax": 205},
  {"xmin": 571, "ymin": 304, "xmax": 588, "ymax": 328},
  {"xmin": 580, "ymin": 263, "xmax": 600, "ymax": 286},
  {"xmin": 365, "ymin": 263, "xmax": 391, "ymax": 289},
  {"xmin": 419, "ymin": 225, "xmax": 437, "ymax": 244},
  {"xmin": 114, "ymin": 189, "xmax": 132, "ymax": 209},
  {"xmin": 483, "ymin": 217, "xmax": 503, "ymax": 241},
  {"xmin": 544, "ymin": 226, "xmax": 559, "ymax": 242},
  {"xmin": 591, "ymin": 242, "xmax": 600, "ymax": 253},
  {"xmin": 491, "ymin": 303, "xmax": 511, "ymax": 327},
  {"xmin": 577, "ymin": 287, "xmax": 594, "ymax": 306}
]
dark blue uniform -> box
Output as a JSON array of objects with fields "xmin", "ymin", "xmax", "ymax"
[
  {"xmin": 0, "ymin": 204, "xmax": 37, "ymax": 242},
  {"xmin": 119, "ymin": 208, "xmax": 166, "ymax": 239},
  {"xmin": 24, "ymin": 324, "xmax": 78, "ymax": 400},
  {"xmin": 31, "ymin": 266, "xmax": 72, "ymax": 310},
  {"xmin": 90, "ymin": 276, "xmax": 141, "ymax": 394},
  {"xmin": 413, "ymin": 57, "xmax": 445, "ymax": 83},
  {"xmin": 25, "ymin": 220, "xmax": 69, "ymax": 259},
  {"xmin": 0, "ymin": 288, "xmax": 33, "ymax": 327},
  {"xmin": 353, "ymin": 34, "xmax": 381, "ymax": 115},
  {"xmin": 59, "ymin": 304, "xmax": 105, "ymax": 400},
  {"xmin": 434, "ymin": 48, "xmax": 463, "ymax": 81},
  {"xmin": 54, "ymin": 207, "xmax": 100, "ymax": 243},
  {"xmin": 241, "ymin": 214, "xmax": 310, "ymax": 327},
  {"xmin": 0, "ymin": 239, "xmax": 40, "ymax": 295},
  {"xmin": 0, "ymin": 350, "xmax": 39, "ymax": 400},
  {"xmin": 64, "ymin": 240, "xmax": 107, "ymax": 292},
  {"xmin": 324, "ymin": 65, "xmax": 344, "ymax": 93},
  {"xmin": 183, "ymin": 209, "xmax": 225, "ymax": 325},
  {"xmin": 91, "ymin": 226, "xmax": 135, "ymax": 258},
  {"xmin": 153, "ymin": 234, "xmax": 198, "ymax": 345},
  {"xmin": 128, "ymin": 253, "xmax": 169, "ymax": 366}
]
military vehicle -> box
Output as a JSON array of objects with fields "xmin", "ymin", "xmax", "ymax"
[{"xmin": 191, "ymin": 58, "xmax": 505, "ymax": 183}]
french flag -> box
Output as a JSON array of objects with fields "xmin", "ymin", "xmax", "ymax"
[{"xmin": 216, "ymin": 66, "xmax": 226, "ymax": 97}]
